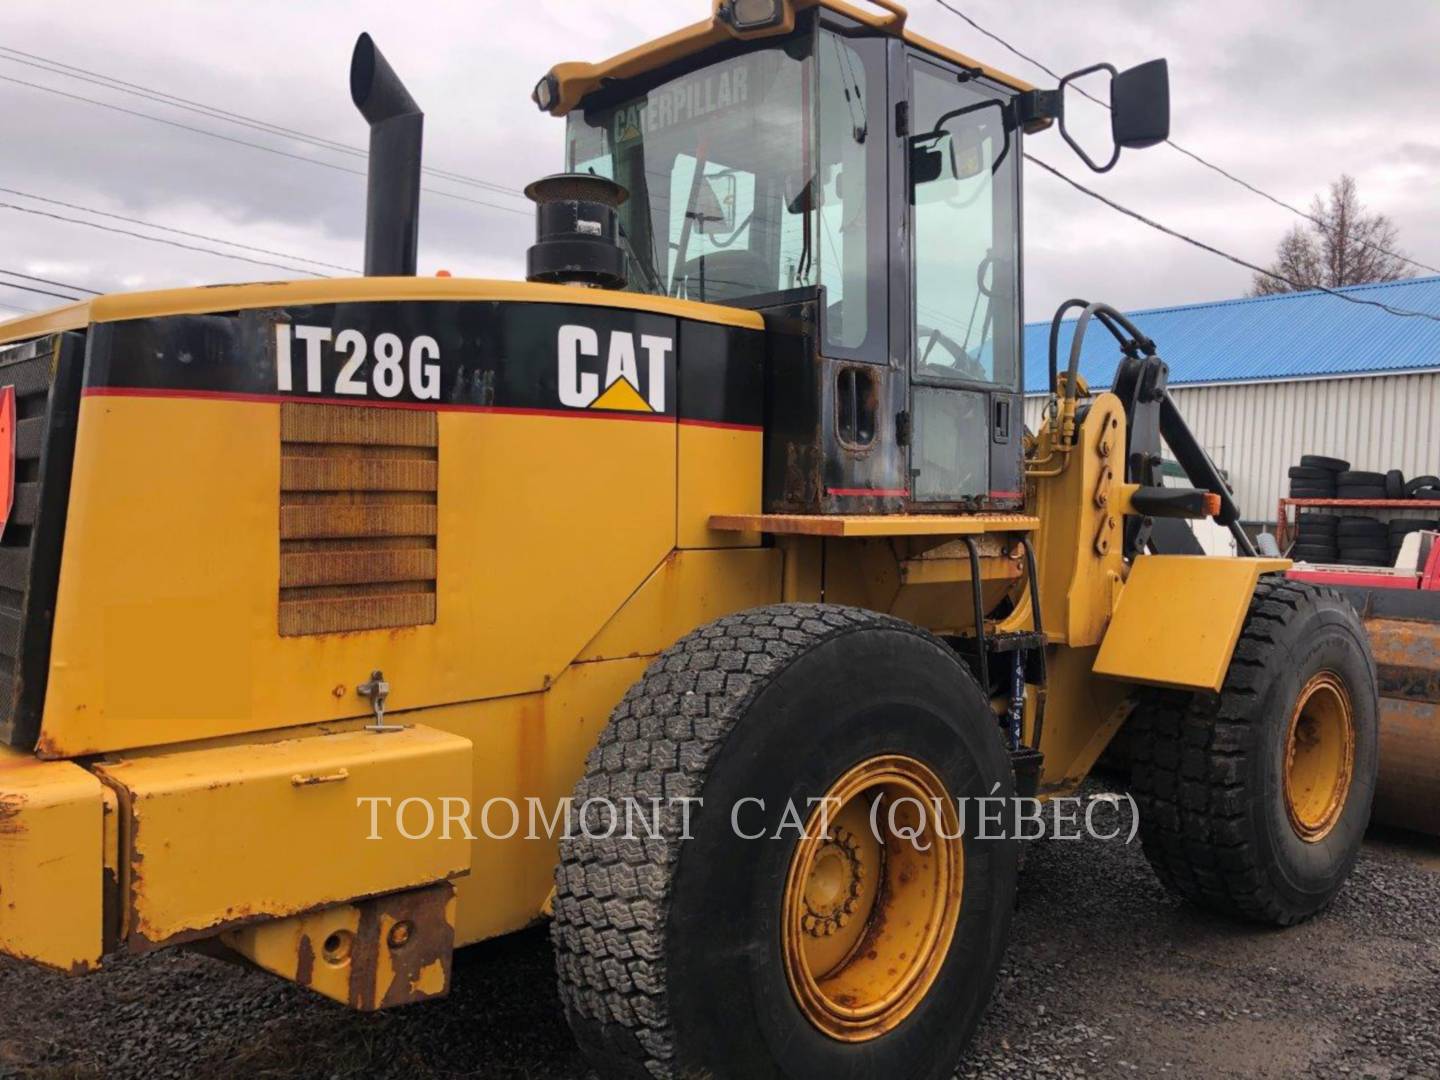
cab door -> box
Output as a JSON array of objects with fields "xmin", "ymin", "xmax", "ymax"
[{"xmin": 901, "ymin": 53, "xmax": 1024, "ymax": 510}]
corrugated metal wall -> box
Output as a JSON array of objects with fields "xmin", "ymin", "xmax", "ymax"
[{"xmin": 1024, "ymin": 371, "xmax": 1440, "ymax": 522}]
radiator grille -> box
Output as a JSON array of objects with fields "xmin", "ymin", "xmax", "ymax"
[
  {"xmin": 0, "ymin": 332, "xmax": 84, "ymax": 748},
  {"xmin": 279, "ymin": 403, "xmax": 438, "ymax": 636}
]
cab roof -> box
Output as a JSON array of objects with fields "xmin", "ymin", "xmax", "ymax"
[{"xmin": 539, "ymin": 0, "xmax": 1036, "ymax": 119}]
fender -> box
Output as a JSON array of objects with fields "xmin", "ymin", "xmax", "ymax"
[{"xmin": 1093, "ymin": 554, "xmax": 1291, "ymax": 692}]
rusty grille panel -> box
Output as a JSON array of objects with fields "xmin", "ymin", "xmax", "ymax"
[{"xmin": 279, "ymin": 403, "xmax": 437, "ymax": 636}]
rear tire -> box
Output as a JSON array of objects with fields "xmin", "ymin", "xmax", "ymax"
[
  {"xmin": 1129, "ymin": 577, "xmax": 1378, "ymax": 925},
  {"xmin": 552, "ymin": 604, "xmax": 1017, "ymax": 1079}
]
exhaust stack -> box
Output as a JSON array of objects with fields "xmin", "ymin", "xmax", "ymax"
[{"xmin": 350, "ymin": 33, "xmax": 423, "ymax": 276}]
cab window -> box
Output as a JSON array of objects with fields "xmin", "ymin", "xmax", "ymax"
[
  {"xmin": 909, "ymin": 63, "xmax": 1019, "ymax": 388},
  {"xmin": 815, "ymin": 29, "xmax": 885, "ymax": 357}
]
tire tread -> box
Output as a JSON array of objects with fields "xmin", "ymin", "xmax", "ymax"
[
  {"xmin": 552, "ymin": 604, "xmax": 949, "ymax": 1079},
  {"xmin": 1129, "ymin": 576, "xmax": 1366, "ymax": 926}
]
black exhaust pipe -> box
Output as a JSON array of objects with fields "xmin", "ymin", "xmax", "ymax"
[{"xmin": 350, "ymin": 33, "xmax": 423, "ymax": 276}]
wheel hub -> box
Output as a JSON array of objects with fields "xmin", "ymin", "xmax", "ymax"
[
  {"xmin": 781, "ymin": 755, "xmax": 963, "ymax": 1043},
  {"xmin": 1284, "ymin": 671, "xmax": 1356, "ymax": 842},
  {"xmin": 801, "ymin": 829, "xmax": 863, "ymax": 937}
]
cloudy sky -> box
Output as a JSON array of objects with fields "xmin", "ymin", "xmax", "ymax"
[{"xmin": 2, "ymin": 0, "xmax": 1437, "ymax": 325}]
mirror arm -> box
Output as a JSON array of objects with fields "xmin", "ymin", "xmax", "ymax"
[{"xmin": 1056, "ymin": 62, "xmax": 1121, "ymax": 172}]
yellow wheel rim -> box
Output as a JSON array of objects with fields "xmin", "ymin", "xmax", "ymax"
[
  {"xmin": 781, "ymin": 755, "xmax": 963, "ymax": 1042},
  {"xmin": 1283, "ymin": 672, "xmax": 1356, "ymax": 842}
]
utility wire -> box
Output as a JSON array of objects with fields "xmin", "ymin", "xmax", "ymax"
[
  {"xmin": 0, "ymin": 75, "xmax": 531, "ymax": 218},
  {"xmin": 0, "ymin": 277, "xmax": 83, "ymax": 302},
  {"xmin": 0, "ymin": 267, "xmax": 99, "ymax": 295},
  {"xmin": 1025, "ymin": 153, "xmax": 1440, "ymax": 324},
  {"xmin": 0, "ymin": 202, "xmax": 335, "ymax": 278},
  {"xmin": 0, "ymin": 45, "xmax": 530, "ymax": 201},
  {"xmin": 932, "ymin": 0, "xmax": 1440, "ymax": 278},
  {"xmin": 0, "ymin": 187, "xmax": 357, "ymax": 274}
]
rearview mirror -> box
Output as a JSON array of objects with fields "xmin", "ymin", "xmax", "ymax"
[
  {"xmin": 1057, "ymin": 58, "xmax": 1169, "ymax": 173},
  {"xmin": 1112, "ymin": 59, "xmax": 1169, "ymax": 150},
  {"xmin": 909, "ymin": 134, "xmax": 949, "ymax": 186}
]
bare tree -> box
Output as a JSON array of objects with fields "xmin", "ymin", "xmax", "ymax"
[{"xmin": 1250, "ymin": 175, "xmax": 1414, "ymax": 296}]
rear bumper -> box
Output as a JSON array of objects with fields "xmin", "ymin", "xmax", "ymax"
[
  {"xmin": 0, "ymin": 747, "xmax": 110, "ymax": 972},
  {"xmin": 0, "ymin": 724, "xmax": 474, "ymax": 1004}
]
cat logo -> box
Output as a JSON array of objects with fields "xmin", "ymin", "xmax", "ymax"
[{"xmin": 557, "ymin": 325, "xmax": 671, "ymax": 414}]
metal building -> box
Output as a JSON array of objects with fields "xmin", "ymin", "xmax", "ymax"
[{"xmin": 1023, "ymin": 277, "xmax": 1440, "ymax": 524}]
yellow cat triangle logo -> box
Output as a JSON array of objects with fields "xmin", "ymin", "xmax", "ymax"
[{"xmin": 590, "ymin": 377, "xmax": 653, "ymax": 412}]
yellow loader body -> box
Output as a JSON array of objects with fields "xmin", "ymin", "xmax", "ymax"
[{"xmin": 0, "ymin": 278, "xmax": 1281, "ymax": 999}]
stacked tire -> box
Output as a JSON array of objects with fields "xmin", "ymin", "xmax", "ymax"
[
  {"xmin": 1389, "ymin": 518, "xmax": 1440, "ymax": 563},
  {"xmin": 1289, "ymin": 454, "xmax": 1440, "ymax": 567},
  {"xmin": 1335, "ymin": 470, "xmax": 1388, "ymax": 501},
  {"xmin": 1290, "ymin": 512, "xmax": 1339, "ymax": 564},
  {"xmin": 1287, "ymin": 455, "xmax": 1347, "ymax": 499},
  {"xmin": 1407, "ymin": 475, "xmax": 1440, "ymax": 501},
  {"xmin": 1336, "ymin": 516, "xmax": 1390, "ymax": 567}
]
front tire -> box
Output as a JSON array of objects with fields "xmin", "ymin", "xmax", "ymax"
[
  {"xmin": 552, "ymin": 604, "xmax": 1017, "ymax": 1079},
  {"xmin": 1130, "ymin": 576, "xmax": 1378, "ymax": 925}
]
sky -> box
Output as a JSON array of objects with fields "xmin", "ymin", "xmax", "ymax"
[{"xmin": 2, "ymin": 0, "xmax": 1438, "ymax": 326}]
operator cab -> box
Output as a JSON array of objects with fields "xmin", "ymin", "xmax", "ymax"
[{"xmin": 537, "ymin": 0, "xmax": 1167, "ymax": 515}]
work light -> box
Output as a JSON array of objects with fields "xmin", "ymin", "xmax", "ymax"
[
  {"xmin": 718, "ymin": 0, "xmax": 785, "ymax": 32},
  {"xmin": 532, "ymin": 74, "xmax": 558, "ymax": 113}
]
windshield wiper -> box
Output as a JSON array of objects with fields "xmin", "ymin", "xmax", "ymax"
[{"xmin": 830, "ymin": 34, "xmax": 867, "ymax": 143}]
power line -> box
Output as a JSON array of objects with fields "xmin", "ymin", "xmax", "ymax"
[
  {"xmin": 0, "ymin": 75, "xmax": 531, "ymax": 218},
  {"xmin": 1025, "ymin": 153, "xmax": 1440, "ymax": 324},
  {"xmin": 0, "ymin": 201, "xmax": 336, "ymax": 278},
  {"xmin": 0, "ymin": 267, "xmax": 99, "ymax": 295},
  {"xmin": 0, "ymin": 45, "xmax": 530, "ymax": 202},
  {"xmin": 0, "ymin": 277, "xmax": 83, "ymax": 302},
  {"xmin": 0, "ymin": 187, "xmax": 357, "ymax": 274},
  {"xmin": 931, "ymin": 0, "xmax": 1440, "ymax": 278}
]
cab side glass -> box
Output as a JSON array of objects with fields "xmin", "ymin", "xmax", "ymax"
[
  {"xmin": 908, "ymin": 65, "xmax": 1019, "ymax": 389},
  {"xmin": 816, "ymin": 28, "xmax": 886, "ymax": 356}
]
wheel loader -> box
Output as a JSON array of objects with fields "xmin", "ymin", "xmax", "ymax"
[{"xmin": 0, "ymin": 2, "xmax": 1388, "ymax": 1076}]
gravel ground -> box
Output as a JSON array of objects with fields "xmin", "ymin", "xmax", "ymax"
[{"xmin": 2, "ymin": 792, "xmax": 1437, "ymax": 1080}]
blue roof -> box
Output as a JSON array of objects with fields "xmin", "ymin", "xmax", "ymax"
[{"xmin": 1022, "ymin": 275, "xmax": 1440, "ymax": 395}]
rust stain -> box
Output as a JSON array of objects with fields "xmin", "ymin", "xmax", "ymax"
[
  {"xmin": 34, "ymin": 733, "xmax": 68, "ymax": 760},
  {"xmin": 348, "ymin": 895, "xmax": 381, "ymax": 1010},
  {"xmin": 335, "ymin": 883, "xmax": 455, "ymax": 1010},
  {"xmin": 377, "ymin": 885, "xmax": 454, "ymax": 1009},
  {"xmin": 295, "ymin": 933, "xmax": 315, "ymax": 986},
  {"xmin": 0, "ymin": 793, "xmax": 26, "ymax": 835},
  {"xmin": 1376, "ymin": 662, "xmax": 1440, "ymax": 705},
  {"xmin": 1373, "ymin": 699, "xmax": 1440, "ymax": 836}
]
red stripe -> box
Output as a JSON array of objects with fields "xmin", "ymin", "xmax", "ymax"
[
  {"xmin": 827, "ymin": 487, "xmax": 910, "ymax": 497},
  {"xmin": 988, "ymin": 490, "xmax": 1023, "ymax": 499}
]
